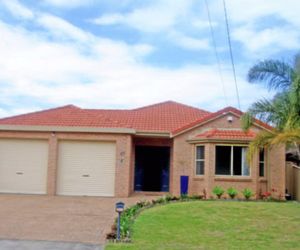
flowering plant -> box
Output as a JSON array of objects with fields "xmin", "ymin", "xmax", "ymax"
[{"xmin": 261, "ymin": 191, "xmax": 272, "ymax": 200}]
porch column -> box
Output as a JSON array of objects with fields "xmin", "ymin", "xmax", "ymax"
[{"xmin": 47, "ymin": 134, "xmax": 58, "ymax": 195}]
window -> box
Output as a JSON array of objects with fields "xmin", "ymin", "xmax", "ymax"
[
  {"xmin": 259, "ymin": 148, "xmax": 265, "ymax": 177},
  {"xmin": 215, "ymin": 146, "xmax": 249, "ymax": 176},
  {"xmin": 195, "ymin": 146, "xmax": 205, "ymax": 175}
]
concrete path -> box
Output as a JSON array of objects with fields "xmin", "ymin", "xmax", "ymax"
[{"xmin": 0, "ymin": 239, "xmax": 103, "ymax": 250}]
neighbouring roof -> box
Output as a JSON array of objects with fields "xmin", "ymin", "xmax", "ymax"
[
  {"xmin": 0, "ymin": 101, "xmax": 272, "ymax": 135},
  {"xmin": 192, "ymin": 129, "xmax": 257, "ymax": 141}
]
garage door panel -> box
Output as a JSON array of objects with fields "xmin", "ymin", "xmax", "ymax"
[
  {"xmin": 0, "ymin": 139, "xmax": 48, "ymax": 194},
  {"xmin": 57, "ymin": 141, "xmax": 116, "ymax": 196}
]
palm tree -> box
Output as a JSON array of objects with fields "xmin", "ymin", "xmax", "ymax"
[{"xmin": 242, "ymin": 53, "xmax": 300, "ymax": 162}]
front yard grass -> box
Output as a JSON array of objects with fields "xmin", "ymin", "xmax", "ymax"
[{"xmin": 106, "ymin": 201, "xmax": 300, "ymax": 250}]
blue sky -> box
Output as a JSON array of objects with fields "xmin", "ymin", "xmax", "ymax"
[{"xmin": 0, "ymin": 0, "xmax": 299, "ymax": 117}]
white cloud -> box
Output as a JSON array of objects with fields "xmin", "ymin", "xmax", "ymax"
[
  {"xmin": 91, "ymin": 14, "xmax": 125, "ymax": 26},
  {"xmin": 36, "ymin": 14, "xmax": 91, "ymax": 42},
  {"xmin": 42, "ymin": 0, "xmax": 93, "ymax": 8},
  {"xmin": 1, "ymin": 0, "xmax": 295, "ymax": 117},
  {"xmin": 0, "ymin": 16, "xmax": 271, "ymax": 117},
  {"xmin": 1, "ymin": 0, "xmax": 34, "ymax": 19},
  {"xmin": 131, "ymin": 44, "xmax": 156, "ymax": 57},
  {"xmin": 225, "ymin": 0, "xmax": 300, "ymax": 55},
  {"xmin": 233, "ymin": 25, "xmax": 299, "ymax": 56},
  {"xmin": 169, "ymin": 31, "xmax": 210, "ymax": 51},
  {"xmin": 191, "ymin": 19, "xmax": 217, "ymax": 29},
  {"xmin": 90, "ymin": 0, "xmax": 194, "ymax": 33},
  {"xmin": 225, "ymin": 0, "xmax": 300, "ymax": 26},
  {"xmin": 89, "ymin": 1, "xmax": 209, "ymax": 51}
]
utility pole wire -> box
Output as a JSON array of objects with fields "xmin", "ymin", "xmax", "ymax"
[
  {"xmin": 222, "ymin": 0, "xmax": 241, "ymax": 109},
  {"xmin": 204, "ymin": 0, "xmax": 228, "ymax": 106}
]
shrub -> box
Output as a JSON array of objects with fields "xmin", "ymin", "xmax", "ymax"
[
  {"xmin": 242, "ymin": 188, "xmax": 253, "ymax": 200},
  {"xmin": 227, "ymin": 187, "xmax": 238, "ymax": 199},
  {"xmin": 170, "ymin": 195, "xmax": 180, "ymax": 201},
  {"xmin": 156, "ymin": 197, "xmax": 167, "ymax": 204},
  {"xmin": 180, "ymin": 194, "xmax": 189, "ymax": 200},
  {"xmin": 165, "ymin": 194, "xmax": 173, "ymax": 202},
  {"xmin": 261, "ymin": 191, "xmax": 272, "ymax": 200},
  {"xmin": 212, "ymin": 186, "xmax": 225, "ymax": 199}
]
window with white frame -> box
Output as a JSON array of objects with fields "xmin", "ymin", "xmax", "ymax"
[
  {"xmin": 215, "ymin": 145, "xmax": 249, "ymax": 176},
  {"xmin": 259, "ymin": 148, "xmax": 265, "ymax": 177},
  {"xmin": 195, "ymin": 146, "xmax": 205, "ymax": 175}
]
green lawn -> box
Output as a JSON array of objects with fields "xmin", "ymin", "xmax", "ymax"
[{"xmin": 106, "ymin": 201, "xmax": 300, "ymax": 250}]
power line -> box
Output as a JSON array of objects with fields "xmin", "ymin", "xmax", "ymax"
[
  {"xmin": 204, "ymin": 0, "xmax": 228, "ymax": 106},
  {"xmin": 222, "ymin": 0, "xmax": 241, "ymax": 109}
]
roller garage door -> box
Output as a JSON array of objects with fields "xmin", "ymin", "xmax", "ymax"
[
  {"xmin": 57, "ymin": 140, "xmax": 116, "ymax": 196},
  {"xmin": 0, "ymin": 139, "xmax": 48, "ymax": 194}
]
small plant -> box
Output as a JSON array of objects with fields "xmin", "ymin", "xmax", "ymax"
[
  {"xmin": 261, "ymin": 191, "xmax": 272, "ymax": 200},
  {"xmin": 227, "ymin": 187, "xmax": 238, "ymax": 199},
  {"xmin": 212, "ymin": 186, "xmax": 225, "ymax": 199},
  {"xmin": 170, "ymin": 195, "xmax": 180, "ymax": 201},
  {"xmin": 242, "ymin": 188, "xmax": 253, "ymax": 200},
  {"xmin": 165, "ymin": 194, "xmax": 173, "ymax": 202},
  {"xmin": 155, "ymin": 197, "xmax": 166, "ymax": 204},
  {"xmin": 136, "ymin": 200, "xmax": 150, "ymax": 208},
  {"xmin": 180, "ymin": 194, "xmax": 189, "ymax": 200}
]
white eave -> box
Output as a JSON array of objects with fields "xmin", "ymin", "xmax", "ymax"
[
  {"xmin": 0, "ymin": 125, "xmax": 136, "ymax": 134},
  {"xmin": 135, "ymin": 130, "xmax": 171, "ymax": 138}
]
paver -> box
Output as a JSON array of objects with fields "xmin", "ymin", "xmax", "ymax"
[{"xmin": 0, "ymin": 194, "xmax": 156, "ymax": 244}]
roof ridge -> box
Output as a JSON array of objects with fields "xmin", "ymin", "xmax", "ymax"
[
  {"xmin": 132, "ymin": 100, "xmax": 174, "ymax": 111},
  {"xmin": 84, "ymin": 108, "xmax": 131, "ymax": 112},
  {"xmin": 0, "ymin": 104, "xmax": 79, "ymax": 122},
  {"xmin": 132, "ymin": 100, "xmax": 210, "ymax": 113}
]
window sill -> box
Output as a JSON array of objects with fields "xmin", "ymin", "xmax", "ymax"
[
  {"xmin": 259, "ymin": 178, "xmax": 267, "ymax": 183},
  {"xmin": 193, "ymin": 176, "xmax": 205, "ymax": 181},
  {"xmin": 214, "ymin": 176, "xmax": 252, "ymax": 182}
]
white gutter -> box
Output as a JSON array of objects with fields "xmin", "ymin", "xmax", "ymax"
[
  {"xmin": 0, "ymin": 125, "xmax": 136, "ymax": 134},
  {"xmin": 135, "ymin": 131, "xmax": 170, "ymax": 138}
]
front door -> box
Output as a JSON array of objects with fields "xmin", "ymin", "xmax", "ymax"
[{"xmin": 134, "ymin": 146, "xmax": 170, "ymax": 192}]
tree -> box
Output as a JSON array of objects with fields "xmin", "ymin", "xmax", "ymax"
[{"xmin": 242, "ymin": 53, "xmax": 300, "ymax": 162}]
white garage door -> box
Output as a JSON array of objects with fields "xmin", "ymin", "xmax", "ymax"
[
  {"xmin": 0, "ymin": 139, "xmax": 48, "ymax": 194},
  {"xmin": 57, "ymin": 140, "xmax": 116, "ymax": 196}
]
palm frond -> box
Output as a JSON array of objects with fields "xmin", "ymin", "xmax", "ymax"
[
  {"xmin": 247, "ymin": 131, "xmax": 276, "ymax": 163},
  {"xmin": 246, "ymin": 53, "xmax": 300, "ymax": 163},
  {"xmin": 248, "ymin": 60, "xmax": 294, "ymax": 90},
  {"xmin": 293, "ymin": 53, "xmax": 300, "ymax": 75},
  {"xmin": 241, "ymin": 112, "xmax": 253, "ymax": 131},
  {"xmin": 271, "ymin": 129, "xmax": 300, "ymax": 145}
]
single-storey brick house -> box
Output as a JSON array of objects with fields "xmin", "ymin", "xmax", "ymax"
[{"xmin": 0, "ymin": 101, "xmax": 285, "ymax": 198}]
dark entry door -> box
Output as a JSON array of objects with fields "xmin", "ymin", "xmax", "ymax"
[{"xmin": 134, "ymin": 146, "xmax": 170, "ymax": 192}]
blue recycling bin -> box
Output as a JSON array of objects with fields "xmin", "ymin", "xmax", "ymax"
[{"xmin": 180, "ymin": 175, "xmax": 189, "ymax": 195}]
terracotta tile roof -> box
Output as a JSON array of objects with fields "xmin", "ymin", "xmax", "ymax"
[
  {"xmin": 194, "ymin": 129, "xmax": 256, "ymax": 140},
  {"xmin": 0, "ymin": 101, "xmax": 210, "ymax": 132},
  {"xmin": 0, "ymin": 101, "xmax": 272, "ymax": 134},
  {"xmin": 172, "ymin": 106, "xmax": 273, "ymax": 135}
]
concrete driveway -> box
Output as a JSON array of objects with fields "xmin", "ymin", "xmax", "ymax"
[
  {"xmin": 0, "ymin": 239, "xmax": 103, "ymax": 250},
  {"xmin": 0, "ymin": 194, "xmax": 155, "ymax": 246}
]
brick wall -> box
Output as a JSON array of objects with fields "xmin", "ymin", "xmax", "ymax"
[
  {"xmin": 172, "ymin": 113, "xmax": 285, "ymax": 199},
  {"xmin": 0, "ymin": 131, "xmax": 132, "ymax": 197}
]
